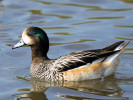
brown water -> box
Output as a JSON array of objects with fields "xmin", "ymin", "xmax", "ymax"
[{"xmin": 0, "ymin": 0, "xmax": 133, "ymax": 100}]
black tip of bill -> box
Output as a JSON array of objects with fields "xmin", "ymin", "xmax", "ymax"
[
  {"xmin": 12, "ymin": 47, "xmax": 15, "ymax": 49},
  {"xmin": 12, "ymin": 46, "xmax": 18, "ymax": 49}
]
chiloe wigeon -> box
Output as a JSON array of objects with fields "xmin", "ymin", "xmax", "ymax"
[{"xmin": 12, "ymin": 27, "xmax": 130, "ymax": 81}]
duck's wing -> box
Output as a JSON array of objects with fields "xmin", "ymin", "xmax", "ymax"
[
  {"xmin": 53, "ymin": 41, "xmax": 130, "ymax": 72},
  {"xmin": 54, "ymin": 49, "xmax": 119, "ymax": 72}
]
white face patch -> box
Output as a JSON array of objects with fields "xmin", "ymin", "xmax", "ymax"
[{"xmin": 22, "ymin": 29, "xmax": 34, "ymax": 45}]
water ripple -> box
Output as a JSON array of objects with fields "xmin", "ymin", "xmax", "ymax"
[
  {"xmin": 50, "ymin": 39, "xmax": 95, "ymax": 46},
  {"xmin": 88, "ymin": 16, "xmax": 125, "ymax": 19}
]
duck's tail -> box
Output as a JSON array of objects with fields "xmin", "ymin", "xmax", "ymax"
[
  {"xmin": 115, "ymin": 40, "xmax": 131, "ymax": 54},
  {"xmin": 102, "ymin": 41, "xmax": 125, "ymax": 51},
  {"xmin": 102, "ymin": 40, "xmax": 131, "ymax": 63},
  {"xmin": 102, "ymin": 41, "xmax": 130, "ymax": 77},
  {"xmin": 102, "ymin": 40, "xmax": 131, "ymax": 54}
]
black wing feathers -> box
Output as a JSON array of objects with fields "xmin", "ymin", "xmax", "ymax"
[{"xmin": 57, "ymin": 50, "xmax": 119, "ymax": 72}]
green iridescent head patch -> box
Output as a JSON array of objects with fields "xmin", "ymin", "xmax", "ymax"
[{"xmin": 29, "ymin": 27, "xmax": 48, "ymax": 44}]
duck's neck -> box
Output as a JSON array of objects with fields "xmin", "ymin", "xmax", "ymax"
[{"xmin": 31, "ymin": 42, "xmax": 49, "ymax": 61}]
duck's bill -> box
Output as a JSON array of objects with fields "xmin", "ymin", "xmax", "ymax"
[{"xmin": 12, "ymin": 39, "xmax": 26, "ymax": 49}]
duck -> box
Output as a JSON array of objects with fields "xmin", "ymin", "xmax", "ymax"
[{"xmin": 12, "ymin": 27, "xmax": 130, "ymax": 81}]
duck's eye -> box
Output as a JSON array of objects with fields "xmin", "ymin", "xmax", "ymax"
[{"xmin": 28, "ymin": 34, "xmax": 32, "ymax": 36}]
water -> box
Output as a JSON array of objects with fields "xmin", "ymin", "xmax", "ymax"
[{"xmin": 0, "ymin": 0, "xmax": 133, "ymax": 99}]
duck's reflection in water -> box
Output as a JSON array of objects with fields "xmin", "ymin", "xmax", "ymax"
[{"xmin": 14, "ymin": 75, "xmax": 124, "ymax": 100}]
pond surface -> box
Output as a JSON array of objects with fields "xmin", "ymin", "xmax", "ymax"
[{"xmin": 0, "ymin": 0, "xmax": 133, "ymax": 100}]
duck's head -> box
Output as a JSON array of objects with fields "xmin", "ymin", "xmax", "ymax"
[{"xmin": 12, "ymin": 27, "xmax": 49, "ymax": 53}]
